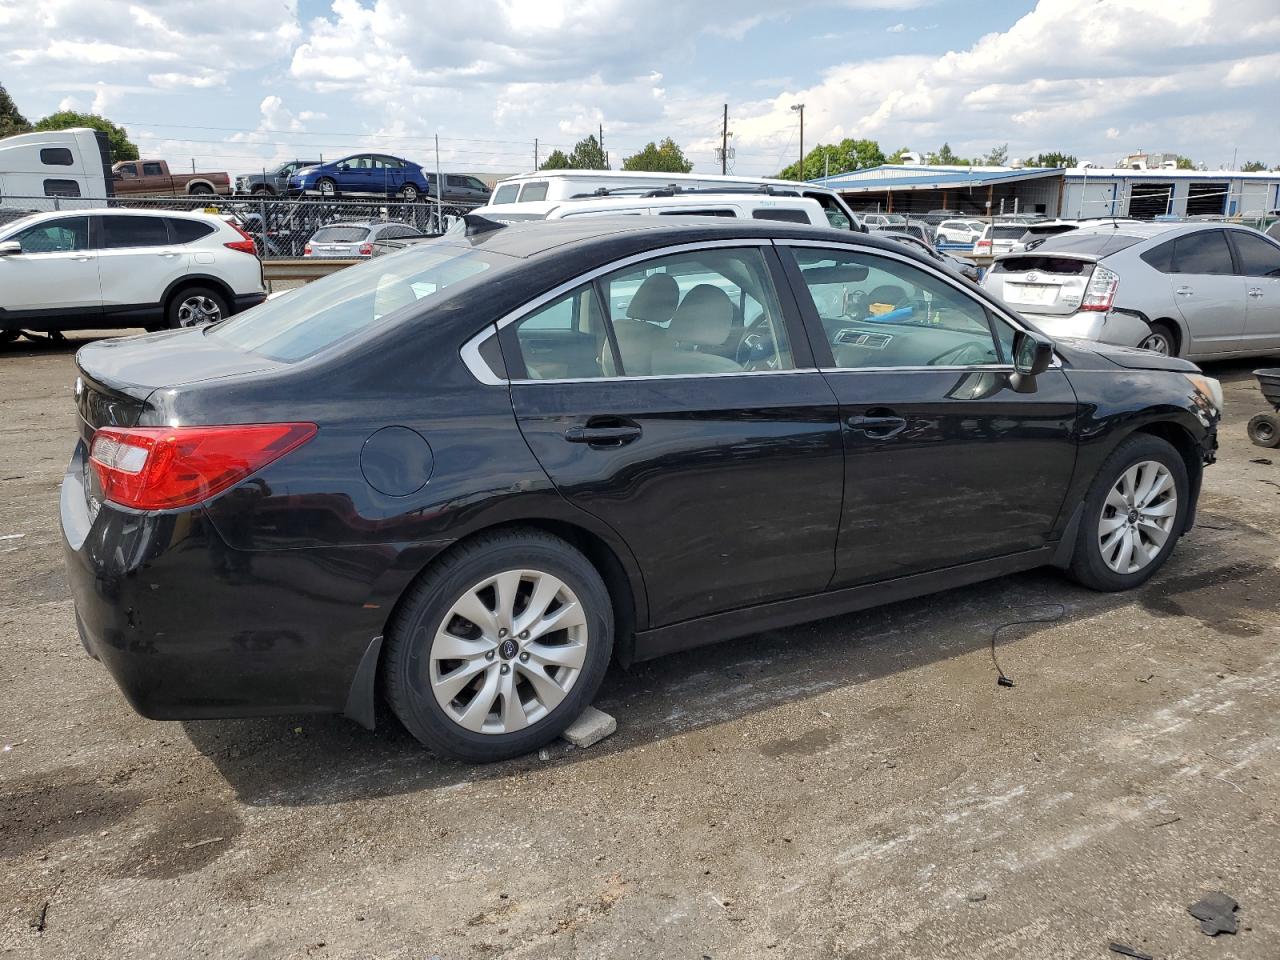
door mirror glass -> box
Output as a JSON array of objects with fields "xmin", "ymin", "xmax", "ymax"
[{"xmin": 1013, "ymin": 330, "xmax": 1054, "ymax": 376}]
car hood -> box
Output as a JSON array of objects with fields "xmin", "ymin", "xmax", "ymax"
[{"xmin": 1056, "ymin": 337, "xmax": 1199, "ymax": 373}]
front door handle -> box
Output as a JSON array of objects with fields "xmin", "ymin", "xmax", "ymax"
[
  {"xmin": 565, "ymin": 423, "xmax": 642, "ymax": 445},
  {"xmin": 1175, "ymin": 286, "xmax": 1194, "ymax": 296},
  {"xmin": 848, "ymin": 414, "xmax": 907, "ymax": 439},
  {"xmin": 70, "ymin": 254, "xmax": 94, "ymax": 262}
]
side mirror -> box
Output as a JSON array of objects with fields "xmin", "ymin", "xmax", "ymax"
[
  {"xmin": 1012, "ymin": 329, "xmax": 1054, "ymax": 377},
  {"xmin": 0, "ymin": 240, "xmax": 21, "ymax": 256}
]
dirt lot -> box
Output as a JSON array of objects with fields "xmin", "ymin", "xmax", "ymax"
[{"xmin": 2, "ymin": 332, "xmax": 1278, "ymax": 959}]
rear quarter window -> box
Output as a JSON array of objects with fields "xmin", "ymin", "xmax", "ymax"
[{"xmin": 167, "ymin": 218, "xmax": 216, "ymax": 243}]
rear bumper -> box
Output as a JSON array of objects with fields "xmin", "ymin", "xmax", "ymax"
[
  {"xmin": 59, "ymin": 442, "xmax": 384, "ymax": 721},
  {"xmin": 1020, "ymin": 309, "xmax": 1150, "ymax": 349}
]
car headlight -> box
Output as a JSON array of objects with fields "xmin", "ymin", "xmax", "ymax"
[{"xmin": 1185, "ymin": 373, "xmax": 1223, "ymax": 414}]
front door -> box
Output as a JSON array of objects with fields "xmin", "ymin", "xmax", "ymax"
[
  {"xmin": 337, "ymin": 156, "xmax": 373, "ymax": 194},
  {"xmin": 779, "ymin": 241, "xmax": 1078, "ymax": 586},
  {"xmin": 1, "ymin": 215, "xmax": 100, "ymax": 314},
  {"xmin": 1227, "ymin": 228, "xmax": 1280, "ymax": 352},
  {"xmin": 1164, "ymin": 229, "xmax": 1246, "ymax": 356},
  {"xmin": 504, "ymin": 242, "xmax": 845, "ymax": 627}
]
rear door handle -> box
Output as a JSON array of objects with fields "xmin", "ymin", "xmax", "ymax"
[
  {"xmin": 1248, "ymin": 288, "xmax": 1264, "ymax": 298},
  {"xmin": 157, "ymin": 251, "xmax": 181, "ymax": 258},
  {"xmin": 565, "ymin": 424, "xmax": 642, "ymax": 445},
  {"xmin": 1175, "ymin": 286, "xmax": 1194, "ymax": 296},
  {"xmin": 848, "ymin": 414, "xmax": 907, "ymax": 439}
]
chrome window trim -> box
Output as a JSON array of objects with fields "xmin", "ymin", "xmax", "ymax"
[
  {"xmin": 818, "ymin": 364, "xmax": 1014, "ymax": 375},
  {"xmin": 459, "ymin": 324, "xmax": 505, "ymax": 386},
  {"xmin": 512, "ymin": 368, "xmax": 818, "ymax": 386}
]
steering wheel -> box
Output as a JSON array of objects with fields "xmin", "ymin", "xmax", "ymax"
[
  {"xmin": 927, "ymin": 341, "xmax": 993, "ymax": 366},
  {"xmin": 736, "ymin": 312, "xmax": 779, "ymax": 370}
]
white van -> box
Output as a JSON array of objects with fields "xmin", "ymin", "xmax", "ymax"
[
  {"xmin": 480, "ymin": 170, "xmax": 864, "ymax": 232},
  {"xmin": 478, "ymin": 192, "xmax": 831, "ymax": 227},
  {"xmin": 0, "ymin": 128, "xmax": 113, "ymax": 212}
]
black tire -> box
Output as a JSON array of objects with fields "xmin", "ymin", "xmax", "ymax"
[
  {"xmin": 384, "ymin": 529, "xmax": 614, "ymax": 762},
  {"xmin": 1067, "ymin": 433, "xmax": 1189, "ymax": 591},
  {"xmin": 315, "ymin": 177, "xmax": 337, "ymax": 197},
  {"xmin": 251, "ymin": 186, "xmax": 274, "ymax": 197},
  {"xmin": 1138, "ymin": 321, "xmax": 1178, "ymax": 357},
  {"xmin": 167, "ymin": 286, "xmax": 229, "ymax": 329},
  {"xmin": 188, "ymin": 183, "xmax": 214, "ymax": 196},
  {"xmin": 398, "ymin": 183, "xmax": 420, "ymax": 201},
  {"xmin": 1248, "ymin": 412, "xmax": 1280, "ymax": 448}
]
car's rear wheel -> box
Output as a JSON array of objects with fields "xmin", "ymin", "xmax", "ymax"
[
  {"xmin": 252, "ymin": 186, "xmax": 274, "ymax": 196},
  {"xmin": 1248, "ymin": 412, "xmax": 1280, "ymax": 448},
  {"xmin": 188, "ymin": 183, "xmax": 214, "ymax": 196},
  {"xmin": 1138, "ymin": 322, "xmax": 1177, "ymax": 357},
  {"xmin": 168, "ymin": 286, "xmax": 228, "ymax": 329},
  {"xmin": 384, "ymin": 529, "xmax": 614, "ymax": 762},
  {"xmin": 398, "ymin": 183, "xmax": 420, "ymax": 201},
  {"xmin": 1068, "ymin": 434, "xmax": 1188, "ymax": 591}
]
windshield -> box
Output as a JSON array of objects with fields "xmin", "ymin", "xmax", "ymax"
[{"xmin": 210, "ymin": 242, "xmax": 505, "ymax": 362}]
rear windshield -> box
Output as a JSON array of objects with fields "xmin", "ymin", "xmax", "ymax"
[
  {"xmin": 992, "ymin": 225, "xmax": 1027, "ymax": 239},
  {"xmin": 312, "ymin": 226, "xmax": 370, "ymax": 243},
  {"xmin": 210, "ymin": 243, "xmax": 504, "ymax": 362},
  {"xmin": 994, "ymin": 255, "xmax": 1094, "ymax": 276},
  {"xmin": 1034, "ymin": 231, "xmax": 1145, "ymax": 256}
]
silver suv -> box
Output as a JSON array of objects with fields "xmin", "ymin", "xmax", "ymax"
[{"xmin": 983, "ymin": 222, "xmax": 1280, "ymax": 358}]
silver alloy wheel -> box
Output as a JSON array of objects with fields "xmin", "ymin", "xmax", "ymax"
[
  {"xmin": 176, "ymin": 295, "xmax": 223, "ymax": 327},
  {"xmin": 318, "ymin": 179, "xmax": 335, "ymax": 196},
  {"xmin": 400, "ymin": 184, "xmax": 418, "ymax": 201},
  {"xmin": 1097, "ymin": 460, "xmax": 1178, "ymax": 574},
  {"xmin": 1138, "ymin": 331, "xmax": 1172, "ymax": 355},
  {"xmin": 429, "ymin": 569, "xmax": 589, "ymax": 734}
]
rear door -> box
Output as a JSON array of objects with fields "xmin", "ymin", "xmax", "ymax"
[
  {"xmin": 1163, "ymin": 229, "xmax": 1245, "ymax": 355},
  {"xmin": 1227, "ymin": 229, "xmax": 1280, "ymax": 352},
  {"xmin": 96, "ymin": 214, "xmax": 189, "ymax": 311},
  {"xmin": 503, "ymin": 241, "xmax": 845, "ymax": 627},
  {"xmin": 0, "ymin": 216, "xmax": 100, "ymax": 313},
  {"xmin": 779, "ymin": 240, "xmax": 1078, "ymax": 586}
]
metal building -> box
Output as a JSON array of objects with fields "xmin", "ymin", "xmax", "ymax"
[
  {"xmin": 808, "ymin": 165, "xmax": 1066, "ymax": 217},
  {"xmin": 1061, "ymin": 168, "xmax": 1280, "ymax": 220}
]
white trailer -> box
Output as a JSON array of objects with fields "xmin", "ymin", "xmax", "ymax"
[{"xmin": 0, "ymin": 128, "xmax": 113, "ymax": 212}]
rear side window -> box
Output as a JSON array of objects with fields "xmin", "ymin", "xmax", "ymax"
[
  {"xmin": 102, "ymin": 215, "xmax": 169, "ymax": 248},
  {"xmin": 1229, "ymin": 231, "xmax": 1280, "ymax": 278},
  {"xmin": 167, "ymin": 218, "xmax": 216, "ymax": 244},
  {"xmin": 657, "ymin": 208, "xmax": 736, "ymax": 217},
  {"xmin": 752, "ymin": 208, "xmax": 812, "ymax": 224},
  {"xmin": 40, "ymin": 148, "xmax": 74, "ymax": 166},
  {"xmin": 312, "ymin": 226, "xmax": 371, "ymax": 243},
  {"xmin": 492, "ymin": 184, "xmax": 519, "ymax": 204},
  {"xmin": 43, "ymin": 179, "xmax": 81, "ymax": 197},
  {"xmin": 142, "ymin": 162, "xmax": 164, "ymax": 176},
  {"xmin": 1169, "ymin": 231, "xmax": 1234, "ymax": 275},
  {"xmin": 518, "ymin": 182, "xmax": 549, "ymax": 202}
]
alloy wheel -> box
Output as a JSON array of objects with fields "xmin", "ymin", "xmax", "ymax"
[
  {"xmin": 1138, "ymin": 331, "xmax": 1172, "ymax": 355},
  {"xmin": 176, "ymin": 295, "xmax": 223, "ymax": 327},
  {"xmin": 1097, "ymin": 460, "xmax": 1178, "ymax": 574},
  {"xmin": 428, "ymin": 569, "xmax": 589, "ymax": 734}
]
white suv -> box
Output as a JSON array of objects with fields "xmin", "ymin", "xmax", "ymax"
[
  {"xmin": 934, "ymin": 219, "xmax": 987, "ymax": 246},
  {"xmin": 0, "ymin": 209, "xmax": 265, "ymax": 338}
]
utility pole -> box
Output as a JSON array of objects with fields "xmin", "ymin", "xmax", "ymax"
[
  {"xmin": 722, "ymin": 104, "xmax": 729, "ymax": 175},
  {"xmin": 434, "ymin": 133, "xmax": 443, "ymax": 232},
  {"xmin": 599, "ymin": 123, "xmax": 605, "ymax": 168},
  {"xmin": 534, "ymin": 138, "xmax": 539, "ymax": 170},
  {"xmin": 791, "ymin": 103, "xmax": 805, "ymax": 180}
]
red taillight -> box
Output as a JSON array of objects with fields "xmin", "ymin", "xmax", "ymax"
[
  {"xmin": 358, "ymin": 242, "xmax": 373, "ymax": 256},
  {"xmin": 1081, "ymin": 264, "xmax": 1120, "ymax": 312},
  {"xmin": 975, "ymin": 239, "xmax": 992, "ymax": 253},
  {"xmin": 89, "ymin": 423, "xmax": 317, "ymax": 510},
  {"xmin": 224, "ymin": 221, "xmax": 258, "ymax": 256},
  {"xmin": 303, "ymin": 243, "xmax": 312, "ymax": 256}
]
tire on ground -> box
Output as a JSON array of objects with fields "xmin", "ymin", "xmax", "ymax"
[
  {"xmin": 383, "ymin": 528, "xmax": 614, "ymax": 762},
  {"xmin": 166, "ymin": 285, "xmax": 229, "ymax": 330}
]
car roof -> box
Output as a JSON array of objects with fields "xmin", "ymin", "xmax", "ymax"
[{"xmin": 18, "ymin": 207, "xmax": 224, "ymax": 223}]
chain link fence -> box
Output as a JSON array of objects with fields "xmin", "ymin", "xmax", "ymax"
[{"xmin": 0, "ymin": 194, "xmax": 485, "ymax": 259}]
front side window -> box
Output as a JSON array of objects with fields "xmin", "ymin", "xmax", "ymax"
[
  {"xmin": 1170, "ymin": 230, "xmax": 1234, "ymax": 275},
  {"xmin": 492, "ymin": 183, "xmax": 519, "ymax": 204},
  {"xmin": 789, "ymin": 246, "xmax": 1002, "ymax": 369},
  {"xmin": 116, "ymin": 164, "xmax": 137, "ymax": 178},
  {"xmin": 102, "ymin": 215, "xmax": 169, "ymax": 248},
  {"xmin": 467, "ymin": 177, "xmax": 488, "ymax": 191},
  {"xmin": 11, "ymin": 217, "xmax": 89, "ymax": 253},
  {"xmin": 1230, "ymin": 231, "xmax": 1280, "ymax": 278}
]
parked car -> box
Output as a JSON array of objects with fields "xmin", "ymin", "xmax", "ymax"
[
  {"xmin": 482, "ymin": 170, "xmax": 865, "ymax": 232},
  {"xmin": 304, "ymin": 220, "xmax": 428, "ymax": 258},
  {"xmin": 0, "ymin": 127, "xmax": 112, "ymax": 209},
  {"xmin": 902, "ymin": 222, "xmax": 936, "ymax": 245},
  {"xmin": 917, "ymin": 209, "xmax": 965, "ymax": 226},
  {"xmin": 862, "ymin": 213, "xmax": 907, "ymax": 229},
  {"xmin": 288, "ymin": 155, "xmax": 490, "ymax": 203},
  {"xmin": 882, "ymin": 231, "xmax": 980, "ymax": 281},
  {"xmin": 62, "ymin": 216, "xmax": 1221, "ymax": 761},
  {"xmin": 974, "ymin": 222, "xmax": 1036, "ymax": 257},
  {"xmin": 112, "ymin": 159, "xmax": 232, "ymax": 197},
  {"xmin": 935, "ymin": 219, "xmax": 987, "ymax": 245},
  {"xmin": 0, "ymin": 209, "xmax": 264, "ymax": 336},
  {"xmin": 1017, "ymin": 218, "xmax": 1144, "ymax": 253},
  {"xmin": 477, "ymin": 192, "xmax": 831, "ymax": 227},
  {"xmin": 236, "ymin": 159, "xmax": 320, "ymax": 196},
  {"xmin": 983, "ymin": 222, "xmax": 1280, "ymax": 357}
]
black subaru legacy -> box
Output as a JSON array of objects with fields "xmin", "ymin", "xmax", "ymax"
[{"xmin": 61, "ymin": 216, "xmax": 1221, "ymax": 762}]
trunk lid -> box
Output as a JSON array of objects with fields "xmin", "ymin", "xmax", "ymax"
[{"xmin": 984, "ymin": 253, "xmax": 1099, "ymax": 316}]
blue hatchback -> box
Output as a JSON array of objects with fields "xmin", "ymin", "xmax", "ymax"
[{"xmin": 289, "ymin": 153, "xmax": 432, "ymax": 200}]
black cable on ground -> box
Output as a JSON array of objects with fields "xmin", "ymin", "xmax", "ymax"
[{"xmin": 990, "ymin": 602, "xmax": 1066, "ymax": 688}]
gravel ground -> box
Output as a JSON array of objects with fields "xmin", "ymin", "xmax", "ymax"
[{"xmin": 2, "ymin": 331, "xmax": 1278, "ymax": 959}]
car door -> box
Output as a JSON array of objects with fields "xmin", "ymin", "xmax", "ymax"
[
  {"xmin": 1227, "ymin": 229, "xmax": 1280, "ymax": 352},
  {"xmin": 337, "ymin": 156, "xmax": 372, "ymax": 194},
  {"xmin": 96, "ymin": 214, "xmax": 189, "ymax": 313},
  {"xmin": 0, "ymin": 215, "xmax": 100, "ymax": 314},
  {"xmin": 502, "ymin": 241, "xmax": 845, "ymax": 627},
  {"xmin": 778, "ymin": 240, "xmax": 1078, "ymax": 587},
  {"xmin": 1163, "ymin": 229, "xmax": 1246, "ymax": 356}
]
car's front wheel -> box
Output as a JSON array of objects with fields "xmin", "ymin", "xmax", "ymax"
[
  {"xmin": 315, "ymin": 177, "xmax": 337, "ymax": 197},
  {"xmin": 384, "ymin": 529, "xmax": 614, "ymax": 762},
  {"xmin": 1067, "ymin": 434, "xmax": 1189, "ymax": 591}
]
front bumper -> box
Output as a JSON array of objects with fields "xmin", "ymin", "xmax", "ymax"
[{"xmin": 232, "ymin": 292, "xmax": 268, "ymax": 313}]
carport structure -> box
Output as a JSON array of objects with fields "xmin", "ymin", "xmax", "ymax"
[{"xmin": 809, "ymin": 164, "xmax": 1066, "ymax": 218}]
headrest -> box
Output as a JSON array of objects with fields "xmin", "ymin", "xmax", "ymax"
[
  {"xmin": 669, "ymin": 284, "xmax": 734, "ymax": 346},
  {"xmin": 625, "ymin": 272, "xmax": 680, "ymax": 322}
]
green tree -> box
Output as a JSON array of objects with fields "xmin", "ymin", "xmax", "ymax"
[
  {"xmin": 1241, "ymin": 160, "xmax": 1268, "ymax": 172},
  {"xmin": 981, "ymin": 143, "xmax": 1008, "ymax": 166},
  {"xmin": 539, "ymin": 149, "xmax": 572, "ymax": 170},
  {"xmin": 621, "ymin": 137, "xmax": 693, "ymax": 173},
  {"xmin": 34, "ymin": 110, "xmax": 138, "ymax": 161},
  {"xmin": 778, "ymin": 138, "xmax": 885, "ymax": 180},
  {"xmin": 926, "ymin": 142, "xmax": 969, "ymax": 166},
  {"xmin": 0, "ymin": 81, "xmax": 31, "ymax": 137},
  {"xmin": 1023, "ymin": 151, "xmax": 1078, "ymax": 168},
  {"xmin": 568, "ymin": 134, "xmax": 608, "ymax": 170},
  {"xmin": 1175, "ymin": 155, "xmax": 1195, "ymax": 169},
  {"xmin": 886, "ymin": 146, "xmax": 914, "ymax": 164}
]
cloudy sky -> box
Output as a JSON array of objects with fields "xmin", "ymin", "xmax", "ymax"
[{"xmin": 1, "ymin": 0, "xmax": 1277, "ymax": 177}]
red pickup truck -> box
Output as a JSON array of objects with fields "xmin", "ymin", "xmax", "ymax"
[{"xmin": 112, "ymin": 159, "xmax": 232, "ymax": 197}]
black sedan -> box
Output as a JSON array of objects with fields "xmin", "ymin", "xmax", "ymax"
[{"xmin": 62, "ymin": 216, "xmax": 1221, "ymax": 762}]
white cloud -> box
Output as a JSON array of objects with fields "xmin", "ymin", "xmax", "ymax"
[{"xmin": 886, "ymin": 22, "xmax": 907, "ymax": 32}]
